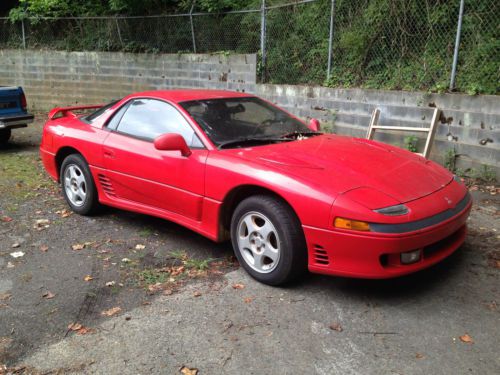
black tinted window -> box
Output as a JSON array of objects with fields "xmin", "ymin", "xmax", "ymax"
[
  {"xmin": 85, "ymin": 99, "xmax": 120, "ymax": 123},
  {"xmin": 106, "ymin": 102, "xmax": 130, "ymax": 131},
  {"xmin": 116, "ymin": 99, "xmax": 202, "ymax": 147}
]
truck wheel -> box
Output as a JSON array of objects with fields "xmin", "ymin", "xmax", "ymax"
[
  {"xmin": 230, "ymin": 195, "xmax": 307, "ymax": 286},
  {"xmin": 60, "ymin": 154, "xmax": 100, "ymax": 215},
  {"xmin": 0, "ymin": 129, "xmax": 11, "ymax": 144}
]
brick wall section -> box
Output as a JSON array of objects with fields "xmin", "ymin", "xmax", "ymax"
[{"xmin": 0, "ymin": 49, "xmax": 497, "ymax": 177}]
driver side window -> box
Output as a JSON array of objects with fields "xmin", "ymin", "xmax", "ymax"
[{"xmin": 111, "ymin": 99, "xmax": 203, "ymax": 148}]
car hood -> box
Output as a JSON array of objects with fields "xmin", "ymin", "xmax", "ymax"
[{"xmin": 225, "ymin": 134, "xmax": 452, "ymax": 207}]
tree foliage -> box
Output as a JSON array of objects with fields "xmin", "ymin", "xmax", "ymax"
[{"xmin": 5, "ymin": 0, "xmax": 499, "ymax": 94}]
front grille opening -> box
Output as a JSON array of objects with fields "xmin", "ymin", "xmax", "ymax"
[{"xmin": 313, "ymin": 245, "xmax": 329, "ymax": 265}]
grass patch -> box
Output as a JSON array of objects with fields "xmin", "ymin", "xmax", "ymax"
[
  {"xmin": 170, "ymin": 250, "xmax": 213, "ymax": 271},
  {"xmin": 136, "ymin": 268, "xmax": 169, "ymax": 287},
  {"xmin": 0, "ymin": 153, "xmax": 52, "ymax": 201}
]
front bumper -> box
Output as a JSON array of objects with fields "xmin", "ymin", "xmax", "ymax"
[
  {"xmin": 305, "ymin": 193, "xmax": 471, "ymax": 279},
  {"xmin": 0, "ymin": 113, "xmax": 35, "ymax": 130}
]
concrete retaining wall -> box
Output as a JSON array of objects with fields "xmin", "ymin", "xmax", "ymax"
[{"xmin": 0, "ymin": 49, "xmax": 498, "ymax": 177}]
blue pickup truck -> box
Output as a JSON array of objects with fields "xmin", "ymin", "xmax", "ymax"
[{"xmin": 0, "ymin": 86, "xmax": 34, "ymax": 144}]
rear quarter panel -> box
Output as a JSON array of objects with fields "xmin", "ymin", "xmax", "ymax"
[{"xmin": 41, "ymin": 115, "xmax": 109, "ymax": 180}]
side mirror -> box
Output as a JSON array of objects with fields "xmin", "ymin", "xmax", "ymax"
[
  {"xmin": 154, "ymin": 133, "xmax": 192, "ymax": 157},
  {"xmin": 308, "ymin": 118, "xmax": 321, "ymax": 132}
]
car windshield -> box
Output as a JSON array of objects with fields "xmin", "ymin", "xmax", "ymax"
[{"xmin": 180, "ymin": 97, "xmax": 317, "ymax": 148}]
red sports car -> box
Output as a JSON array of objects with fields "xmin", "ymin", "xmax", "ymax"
[{"xmin": 40, "ymin": 90, "xmax": 471, "ymax": 285}]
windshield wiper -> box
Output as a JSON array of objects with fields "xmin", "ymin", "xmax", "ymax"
[
  {"xmin": 279, "ymin": 131, "xmax": 323, "ymax": 139},
  {"xmin": 218, "ymin": 136, "xmax": 291, "ymax": 149}
]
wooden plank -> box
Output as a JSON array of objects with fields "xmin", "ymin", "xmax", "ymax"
[
  {"xmin": 366, "ymin": 108, "xmax": 380, "ymax": 140},
  {"xmin": 372, "ymin": 126, "xmax": 430, "ymax": 132},
  {"xmin": 422, "ymin": 108, "xmax": 440, "ymax": 158}
]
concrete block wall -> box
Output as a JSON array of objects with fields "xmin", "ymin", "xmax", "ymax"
[
  {"xmin": 0, "ymin": 49, "xmax": 498, "ymax": 177},
  {"xmin": 256, "ymin": 85, "xmax": 500, "ymax": 177},
  {"xmin": 0, "ymin": 50, "xmax": 256, "ymax": 110}
]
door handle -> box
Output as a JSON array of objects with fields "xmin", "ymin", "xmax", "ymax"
[{"xmin": 103, "ymin": 148, "xmax": 115, "ymax": 159}]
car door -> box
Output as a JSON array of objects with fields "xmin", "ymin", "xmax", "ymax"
[{"xmin": 101, "ymin": 98, "xmax": 208, "ymax": 221}]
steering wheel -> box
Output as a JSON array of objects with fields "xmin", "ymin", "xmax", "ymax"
[{"xmin": 251, "ymin": 119, "xmax": 275, "ymax": 136}]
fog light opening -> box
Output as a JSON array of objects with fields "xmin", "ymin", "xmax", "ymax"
[{"xmin": 400, "ymin": 249, "xmax": 422, "ymax": 265}]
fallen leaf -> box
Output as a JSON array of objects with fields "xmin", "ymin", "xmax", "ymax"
[
  {"xmin": 10, "ymin": 251, "xmax": 24, "ymax": 258},
  {"xmin": 67, "ymin": 322, "xmax": 93, "ymax": 335},
  {"xmin": 11, "ymin": 243, "xmax": 20, "ymax": 248},
  {"xmin": 39, "ymin": 245, "xmax": 49, "ymax": 252},
  {"xmin": 170, "ymin": 266, "xmax": 185, "ymax": 277},
  {"xmin": 42, "ymin": 291, "xmax": 55, "ymax": 299},
  {"xmin": 6, "ymin": 262, "xmax": 15, "ymax": 268},
  {"xmin": 232, "ymin": 283, "xmax": 245, "ymax": 290},
  {"xmin": 135, "ymin": 244, "xmax": 146, "ymax": 250},
  {"xmin": 101, "ymin": 307, "xmax": 122, "ymax": 317},
  {"xmin": 105, "ymin": 281, "xmax": 116, "ymax": 287},
  {"xmin": 244, "ymin": 297, "xmax": 253, "ymax": 303},
  {"xmin": 67, "ymin": 322, "xmax": 82, "ymax": 331},
  {"xmin": 71, "ymin": 243, "xmax": 85, "ymax": 251},
  {"xmin": 495, "ymin": 260, "xmax": 500, "ymax": 269},
  {"xmin": 180, "ymin": 366, "xmax": 198, "ymax": 375},
  {"xmin": 83, "ymin": 275, "xmax": 93, "ymax": 282},
  {"xmin": 1, "ymin": 216, "xmax": 13, "ymax": 222},
  {"xmin": 33, "ymin": 219, "xmax": 50, "ymax": 230},
  {"xmin": 329, "ymin": 322, "xmax": 343, "ymax": 332},
  {"xmin": 56, "ymin": 209, "xmax": 72, "ymax": 218},
  {"xmin": 484, "ymin": 301, "xmax": 497, "ymax": 311},
  {"xmin": 76, "ymin": 326, "xmax": 93, "ymax": 335},
  {"xmin": 193, "ymin": 291, "xmax": 202, "ymax": 297},
  {"xmin": 459, "ymin": 334, "xmax": 473, "ymax": 344},
  {"xmin": 121, "ymin": 258, "xmax": 131, "ymax": 263},
  {"xmin": 416, "ymin": 353, "xmax": 424, "ymax": 359},
  {"xmin": 163, "ymin": 289, "xmax": 173, "ymax": 296},
  {"xmin": 0, "ymin": 293, "xmax": 12, "ymax": 301},
  {"xmin": 148, "ymin": 283, "xmax": 163, "ymax": 293}
]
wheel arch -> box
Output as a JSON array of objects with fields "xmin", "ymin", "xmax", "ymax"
[
  {"xmin": 55, "ymin": 146, "xmax": 83, "ymax": 181},
  {"xmin": 219, "ymin": 184, "xmax": 302, "ymax": 241}
]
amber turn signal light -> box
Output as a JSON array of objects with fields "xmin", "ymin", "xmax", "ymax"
[{"xmin": 334, "ymin": 217, "xmax": 371, "ymax": 231}]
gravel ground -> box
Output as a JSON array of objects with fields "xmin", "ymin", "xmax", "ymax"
[{"xmin": 1, "ymin": 118, "xmax": 499, "ymax": 374}]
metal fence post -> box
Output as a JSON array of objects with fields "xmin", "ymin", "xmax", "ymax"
[
  {"xmin": 260, "ymin": 0, "xmax": 266, "ymax": 82},
  {"xmin": 326, "ymin": 0, "xmax": 336, "ymax": 81},
  {"xmin": 21, "ymin": 19, "xmax": 26, "ymax": 49},
  {"xmin": 115, "ymin": 17, "xmax": 124, "ymax": 48},
  {"xmin": 190, "ymin": 2, "xmax": 197, "ymax": 53},
  {"xmin": 450, "ymin": 0, "xmax": 465, "ymax": 90}
]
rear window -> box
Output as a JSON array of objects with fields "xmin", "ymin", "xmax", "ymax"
[{"xmin": 84, "ymin": 99, "xmax": 121, "ymax": 123}]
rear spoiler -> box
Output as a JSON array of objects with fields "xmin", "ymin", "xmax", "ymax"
[{"xmin": 48, "ymin": 104, "xmax": 103, "ymax": 120}]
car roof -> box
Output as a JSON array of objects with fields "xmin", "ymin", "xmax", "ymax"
[{"xmin": 127, "ymin": 89, "xmax": 254, "ymax": 103}]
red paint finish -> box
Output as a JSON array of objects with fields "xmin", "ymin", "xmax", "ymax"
[{"xmin": 40, "ymin": 89, "xmax": 471, "ymax": 279}]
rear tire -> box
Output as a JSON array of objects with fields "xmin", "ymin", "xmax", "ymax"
[
  {"xmin": 60, "ymin": 154, "xmax": 100, "ymax": 215},
  {"xmin": 230, "ymin": 195, "xmax": 307, "ymax": 286},
  {"xmin": 0, "ymin": 129, "xmax": 11, "ymax": 144}
]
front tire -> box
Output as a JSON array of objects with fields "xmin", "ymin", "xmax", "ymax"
[
  {"xmin": 230, "ymin": 195, "xmax": 307, "ymax": 286},
  {"xmin": 60, "ymin": 154, "xmax": 100, "ymax": 215},
  {"xmin": 0, "ymin": 129, "xmax": 11, "ymax": 144}
]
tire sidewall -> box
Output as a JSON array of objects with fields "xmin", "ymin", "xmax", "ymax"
[
  {"xmin": 60, "ymin": 154, "xmax": 98, "ymax": 215},
  {"xmin": 230, "ymin": 196, "xmax": 305, "ymax": 285},
  {"xmin": 0, "ymin": 129, "xmax": 11, "ymax": 144}
]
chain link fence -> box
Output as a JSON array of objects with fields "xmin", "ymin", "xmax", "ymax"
[{"xmin": 0, "ymin": 0, "xmax": 498, "ymax": 94}]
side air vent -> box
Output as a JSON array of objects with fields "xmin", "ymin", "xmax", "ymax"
[
  {"xmin": 98, "ymin": 174, "xmax": 116, "ymax": 196},
  {"xmin": 313, "ymin": 245, "xmax": 329, "ymax": 265}
]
